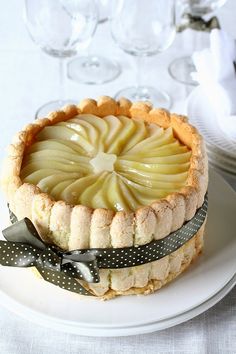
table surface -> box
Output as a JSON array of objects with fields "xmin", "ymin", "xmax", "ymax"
[{"xmin": 0, "ymin": 0, "xmax": 236, "ymax": 353}]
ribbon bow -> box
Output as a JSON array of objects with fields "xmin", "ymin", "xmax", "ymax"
[
  {"xmin": 177, "ymin": 14, "xmax": 220, "ymax": 32},
  {"xmin": 1, "ymin": 195, "xmax": 208, "ymax": 297},
  {"xmin": 0, "ymin": 218, "xmax": 100, "ymax": 296}
]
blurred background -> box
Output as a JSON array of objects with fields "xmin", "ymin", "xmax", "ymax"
[{"xmin": 0, "ymin": 0, "xmax": 236, "ymax": 183}]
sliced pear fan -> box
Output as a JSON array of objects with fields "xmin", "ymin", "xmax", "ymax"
[
  {"xmin": 78, "ymin": 114, "xmax": 109, "ymax": 151},
  {"xmin": 121, "ymin": 119, "xmax": 147, "ymax": 153},
  {"xmin": 68, "ymin": 118, "xmax": 99, "ymax": 150},
  {"xmin": 24, "ymin": 169, "xmax": 81, "ymax": 185},
  {"xmin": 61, "ymin": 173, "xmax": 101, "ymax": 204},
  {"xmin": 79, "ymin": 172, "xmax": 108, "ymax": 207},
  {"xmin": 116, "ymin": 159, "xmax": 190, "ymax": 174},
  {"xmin": 125, "ymin": 127, "xmax": 174, "ymax": 154},
  {"xmin": 106, "ymin": 173, "xmax": 131, "ymax": 211},
  {"xmin": 120, "ymin": 150, "xmax": 191, "ymax": 163},
  {"xmin": 20, "ymin": 161, "xmax": 90, "ymax": 179},
  {"xmin": 22, "ymin": 114, "xmax": 192, "ymax": 211},
  {"xmin": 120, "ymin": 172, "xmax": 186, "ymax": 189},
  {"xmin": 50, "ymin": 179, "xmax": 78, "ymax": 200},
  {"xmin": 37, "ymin": 173, "xmax": 81, "ymax": 194},
  {"xmin": 103, "ymin": 115, "xmax": 123, "ymax": 150},
  {"xmin": 106, "ymin": 116, "xmax": 136, "ymax": 155},
  {"xmin": 37, "ymin": 126, "xmax": 94, "ymax": 152},
  {"xmin": 23, "ymin": 149, "xmax": 90, "ymax": 165},
  {"xmin": 57, "ymin": 121, "xmax": 88, "ymax": 139},
  {"xmin": 121, "ymin": 142, "xmax": 189, "ymax": 158},
  {"xmin": 118, "ymin": 169, "xmax": 189, "ymax": 182},
  {"xmin": 119, "ymin": 177, "xmax": 140, "ymax": 210},
  {"xmin": 25, "ymin": 140, "xmax": 81, "ymax": 155},
  {"xmin": 88, "ymin": 174, "xmax": 112, "ymax": 209}
]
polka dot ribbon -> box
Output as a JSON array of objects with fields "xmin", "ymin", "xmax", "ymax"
[{"xmin": 1, "ymin": 195, "xmax": 208, "ymax": 296}]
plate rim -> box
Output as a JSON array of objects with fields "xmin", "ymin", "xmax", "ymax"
[
  {"xmin": 186, "ymin": 86, "xmax": 236, "ymax": 160},
  {"xmin": 0, "ymin": 272, "xmax": 235, "ymax": 337},
  {"xmin": 0, "ymin": 169, "xmax": 236, "ymax": 335}
]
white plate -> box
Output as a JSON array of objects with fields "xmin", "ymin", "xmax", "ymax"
[
  {"xmin": 187, "ymin": 86, "xmax": 236, "ymax": 171},
  {"xmin": 0, "ymin": 169, "xmax": 236, "ymax": 336}
]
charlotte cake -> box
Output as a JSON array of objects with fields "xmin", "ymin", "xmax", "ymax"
[{"xmin": 1, "ymin": 96, "xmax": 208, "ymax": 299}]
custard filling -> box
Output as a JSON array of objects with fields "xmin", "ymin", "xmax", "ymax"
[{"xmin": 21, "ymin": 114, "xmax": 191, "ymax": 211}]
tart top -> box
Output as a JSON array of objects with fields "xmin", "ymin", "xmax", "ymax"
[
  {"xmin": 21, "ymin": 114, "xmax": 191, "ymax": 211},
  {"xmin": 1, "ymin": 96, "xmax": 208, "ymax": 243}
]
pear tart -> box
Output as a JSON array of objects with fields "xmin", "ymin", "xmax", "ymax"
[{"xmin": 1, "ymin": 97, "xmax": 208, "ymax": 299}]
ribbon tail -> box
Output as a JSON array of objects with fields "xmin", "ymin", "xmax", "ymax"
[{"xmin": 36, "ymin": 266, "xmax": 94, "ymax": 296}]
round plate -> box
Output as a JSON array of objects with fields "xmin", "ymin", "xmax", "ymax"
[
  {"xmin": 0, "ymin": 169, "xmax": 236, "ymax": 336},
  {"xmin": 187, "ymin": 86, "xmax": 236, "ymax": 163}
]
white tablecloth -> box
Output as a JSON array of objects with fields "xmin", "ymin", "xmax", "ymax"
[{"xmin": 0, "ymin": 0, "xmax": 235, "ymax": 353}]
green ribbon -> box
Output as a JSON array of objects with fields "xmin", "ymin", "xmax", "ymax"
[{"xmin": 0, "ymin": 195, "xmax": 208, "ymax": 296}]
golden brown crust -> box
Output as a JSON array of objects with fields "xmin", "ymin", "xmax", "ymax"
[{"xmin": 1, "ymin": 96, "xmax": 208, "ymax": 296}]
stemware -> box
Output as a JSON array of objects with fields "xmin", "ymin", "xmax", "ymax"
[
  {"xmin": 96, "ymin": 0, "xmax": 110, "ymax": 23},
  {"xmin": 24, "ymin": 0, "xmax": 98, "ymax": 117},
  {"xmin": 67, "ymin": 0, "xmax": 121, "ymax": 85},
  {"xmin": 168, "ymin": 0, "xmax": 227, "ymax": 86},
  {"xmin": 110, "ymin": 0, "xmax": 176, "ymax": 108}
]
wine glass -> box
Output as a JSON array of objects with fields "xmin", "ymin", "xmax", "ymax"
[
  {"xmin": 24, "ymin": 0, "xmax": 98, "ymax": 118},
  {"xmin": 168, "ymin": 0, "xmax": 227, "ymax": 86},
  {"xmin": 110, "ymin": 0, "xmax": 176, "ymax": 109},
  {"xmin": 96, "ymin": 0, "xmax": 109, "ymax": 23},
  {"xmin": 67, "ymin": 0, "xmax": 121, "ymax": 85}
]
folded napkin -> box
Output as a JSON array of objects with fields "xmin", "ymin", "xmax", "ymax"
[{"xmin": 192, "ymin": 29, "xmax": 236, "ymax": 141}]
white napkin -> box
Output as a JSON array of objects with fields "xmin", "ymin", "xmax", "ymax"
[{"xmin": 192, "ymin": 29, "xmax": 236, "ymax": 141}]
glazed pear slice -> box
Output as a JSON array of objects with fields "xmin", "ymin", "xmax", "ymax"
[
  {"xmin": 119, "ymin": 151, "xmax": 191, "ymax": 165},
  {"xmin": 23, "ymin": 169, "xmax": 76, "ymax": 185},
  {"xmin": 79, "ymin": 172, "xmax": 108, "ymax": 207},
  {"xmin": 116, "ymin": 159, "xmax": 190, "ymax": 174},
  {"xmin": 23, "ymin": 149, "xmax": 90, "ymax": 165},
  {"xmin": 126, "ymin": 127, "xmax": 176, "ymax": 155},
  {"xmin": 117, "ymin": 169, "xmax": 189, "ymax": 182},
  {"xmin": 103, "ymin": 115, "xmax": 123, "ymax": 150},
  {"xmin": 34, "ymin": 139, "xmax": 89, "ymax": 155},
  {"xmin": 88, "ymin": 174, "xmax": 112, "ymax": 209},
  {"xmin": 120, "ymin": 172, "xmax": 186, "ymax": 189},
  {"xmin": 118, "ymin": 177, "xmax": 140, "ymax": 210},
  {"xmin": 124, "ymin": 125, "xmax": 164, "ymax": 154},
  {"xmin": 132, "ymin": 192, "xmax": 167, "ymax": 208},
  {"xmin": 121, "ymin": 119, "xmax": 147, "ymax": 154},
  {"xmin": 120, "ymin": 143, "xmax": 189, "ymax": 159},
  {"xmin": 21, "ymin": 161, "xmax": 89, "ymax": 179},
  {"xmin": 68, "ymin": 118, "xmax": 99, "ymax": 150},
  {"xmin": 57, "ymin": 121, "xmax": 88, "ymax": 139},
  {"xmin": 50, "ymin": 179, "xmax": 78, "ymax": 201},
  {"xmin": 61, "ymin": 173, "xmax": 101, "ymax": 204},
  {"xmin": 106, "ymin": 173, "xmax": 130, "ymax": 211},
  {"xmin": 26, "ymin": 140, "xmax": 78, "ymax": 155},
  {"xmin": 37, "ymin": 173, "xmax": 81, "ymax": 194},
  {"xmin": 79, "ymin": 114, "xmax": 109, "ymax": 151},
  {"xmin": 22, "ymin": 156, "xmax": 92, "ymax": 174},
  {"xmin": 37, "ymin": 126, "xmax": 94, "ymax": 153},
  {"xmin": 123, "ymin": 177, "xmax": 176, "ymax": 199},
  {"xmin": 107, "ymin": 116, "xmax": 136, "ymax": 155}
]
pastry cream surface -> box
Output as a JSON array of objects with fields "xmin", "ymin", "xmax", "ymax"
[{"xmin": 21, "ymin": 114, "xmax": 191, "ymax": 211}]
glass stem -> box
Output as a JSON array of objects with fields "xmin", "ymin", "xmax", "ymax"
[
  {"xmin": 59, "ymin": 58, "xmax": 66, "ymax": 101},
  {"xmin": 135, "ymin": 55, "xmax": 143, "ymax": 90}
]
